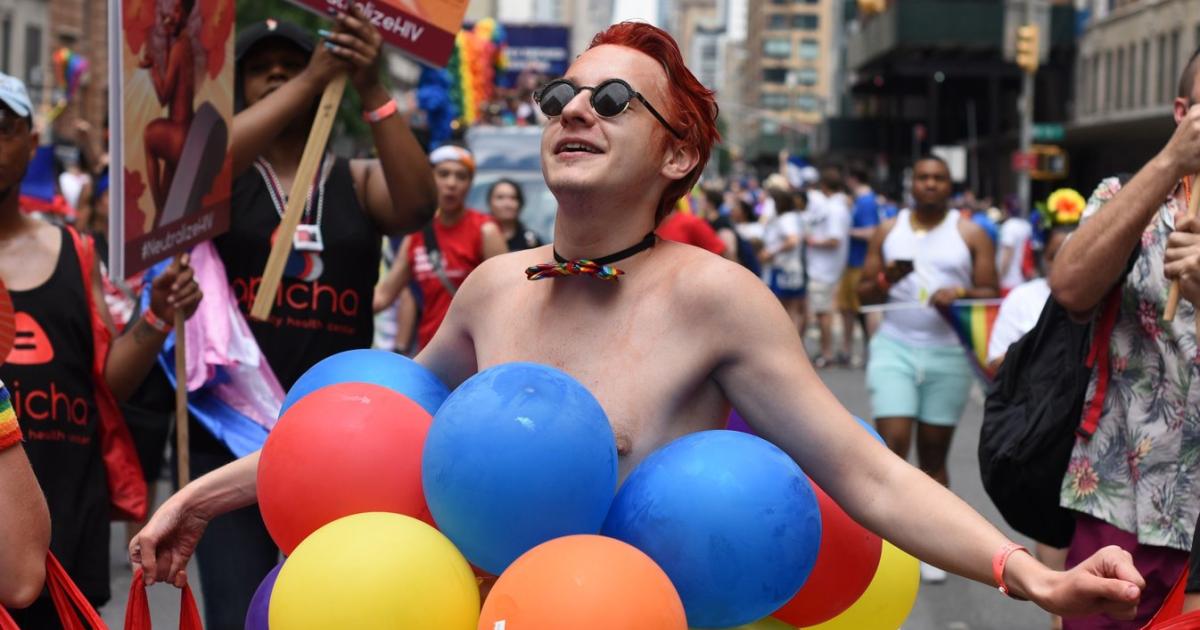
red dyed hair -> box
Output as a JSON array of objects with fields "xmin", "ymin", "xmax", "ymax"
[{"xmin": 589, "ymin": 22, "xmax": 720, "ymax": 224}]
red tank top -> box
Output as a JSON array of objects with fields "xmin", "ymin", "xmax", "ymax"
[{"xmin": 408, "ymin": 210, "xmax": 493, "ymax": 348}]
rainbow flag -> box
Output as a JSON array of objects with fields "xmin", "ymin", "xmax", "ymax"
[{"xmin": 937, "ymin": 300, "xmax": 1002, "ymax": 385}]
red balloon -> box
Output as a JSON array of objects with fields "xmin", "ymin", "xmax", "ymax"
[
  {"xmin": 772, "ymin": 483, "xmax": 883, "ymax": 627},
  {"xmin": 257, "ymin": 382, "xmax": 432, "ymax": 554}
]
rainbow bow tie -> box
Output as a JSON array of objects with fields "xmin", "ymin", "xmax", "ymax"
[{"xmin": 525, "ymin": 259, "xmax": 625, "ymax": 281}]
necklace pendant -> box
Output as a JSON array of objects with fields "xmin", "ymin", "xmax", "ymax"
[{"xmin": 293, "ymin": 224, "xmax": 325, "ymax": 252}]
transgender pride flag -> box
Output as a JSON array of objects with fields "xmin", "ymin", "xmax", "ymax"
[
  {"xmin": 142, "ymin": 243, "xmax": 283, "ymax": 457},
  {"xmin": 937, "ymin": 299, "xmax": 1003, "ymax": 386}
]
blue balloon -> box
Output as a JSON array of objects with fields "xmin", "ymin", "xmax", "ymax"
[
  {"xmin": 601, "ymin": 430, "xmax": 821, "ymax": 629},
  {"xmin": 245, "ymin": 561, "xmax": 282, "ymax": 630},
  {"xmin": 281, "ymin": 350, "xmax": 450, "ymax": 417},
  {"xmin": 422, "ymin": 362, "xmax": 618, "ymax": 575}
]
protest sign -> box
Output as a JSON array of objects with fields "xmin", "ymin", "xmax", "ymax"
[
  {"xmin": 108, "ymin": 0, "xmax": 235, "ymax": 279},
  {"xmin": 287, "ymin": 0, "xmax": 469, "ymax": 66}
]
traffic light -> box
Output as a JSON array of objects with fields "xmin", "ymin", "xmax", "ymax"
[
  {"xmin": 858, "ymin": 0, "xmax": 886, "ymax": 16},
  {"xmin": 1016, "ymin": 24, "xmax": 1040, "ymax": 74},
  {"xmin": 1030, "ymin": 144, "xmax": 1067, "ymax": 181}
]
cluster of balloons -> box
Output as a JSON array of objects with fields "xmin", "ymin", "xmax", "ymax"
[{"xmin": 245, "ymin": 349, "xmax": 919, "ymax": 629}]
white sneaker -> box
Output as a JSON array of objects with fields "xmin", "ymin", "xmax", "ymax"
[{"xmin": 920, "ymin": 561, "xmax": 947, "ymax": 584}]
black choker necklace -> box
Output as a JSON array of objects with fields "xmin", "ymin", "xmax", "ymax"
[{"xmin": 526, "ymin": 232, "xmax": 657, "ymax": 281}]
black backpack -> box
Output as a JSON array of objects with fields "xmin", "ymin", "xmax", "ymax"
[{"xmin": 980, "ymin": 259, "xmax": 1131, "ymax": 548}]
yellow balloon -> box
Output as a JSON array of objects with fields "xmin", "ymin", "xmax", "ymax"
[
  {"xmin": 799, "ymin": 542, "xmax": 919, "ymax": 630},
  {"xmin": 270, "ymin": 512, "xmax": 480, "ymax": 629}
]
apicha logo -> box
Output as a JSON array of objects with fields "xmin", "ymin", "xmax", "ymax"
[{"xmin": 9, "ymin": 312, "xmax": 53, "ymax": 365}]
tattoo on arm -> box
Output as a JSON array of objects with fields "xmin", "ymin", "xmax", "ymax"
[{"xmin": 130, "ymin": 319, "xmax": 160, "ymax": 344}]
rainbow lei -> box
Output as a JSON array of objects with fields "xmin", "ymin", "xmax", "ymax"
[
  {"xmin": 0, "ymin": 383, "xmax": 21, "ymax": 451},
  {"xmin": 525, "ymin": 259, "xmax": 625, "ymax": 281}
]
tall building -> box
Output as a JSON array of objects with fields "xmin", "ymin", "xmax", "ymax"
[
  {"xmin": 0, "ymin": 0, "xmax": 49, "ymax": 108},
  {"xmin": 45, "ymin": 0, "xmax": 106, "ymax": 140},
  {"xmin": 832, "ymin": 0, "xmax": 1077, "ymax": 201},
  {"xmin": 741, "ymin": 0, "xmax": 840, "ymax": 160},
  {"xmin": 1067, "ymin": 0, "xmax": 1200, "ymax": 188}
]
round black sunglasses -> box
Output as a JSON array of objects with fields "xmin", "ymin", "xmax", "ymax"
[{"xmin": 534, "ymin": 78, "xmax": 685, "ymax": 140}]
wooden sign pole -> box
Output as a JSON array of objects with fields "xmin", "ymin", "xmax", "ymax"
[
  {"xmin": 1164, "ymin": 175, "xmax": 1200, "ymax": 339},
  {"xmin": 250, "ymin": 75, "xmax": 347, "ymax": 321},
  {"xmin": 175, "ymin": 305, "xmax": 189, "ymax": 486}
]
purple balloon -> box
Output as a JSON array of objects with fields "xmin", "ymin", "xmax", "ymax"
[
  {"xmin": 245, "ymin": 562, "xmax": 283, "ymax": 630},
  {"xmin": 725, "ymin": 409, "xmax": 755, "ymax": 434}
]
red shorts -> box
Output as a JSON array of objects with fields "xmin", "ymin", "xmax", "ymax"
[{"xmin": 1063, "ymin": 512, "xmax": 1188, "ymax": 629}]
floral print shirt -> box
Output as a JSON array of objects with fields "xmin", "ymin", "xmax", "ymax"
[{"xmin": 1060, "ymin": 177, "xmax": 1200, "ymax": 551}]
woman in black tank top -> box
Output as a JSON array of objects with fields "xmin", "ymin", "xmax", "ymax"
[{"xmin": 171, "ymin": 15, "xmax": 438, "ymax": 629}]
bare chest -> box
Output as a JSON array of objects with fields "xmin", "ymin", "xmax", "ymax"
[{"xmin": 470, "ymin": 282, "xmax": 727, "ymax": 474}]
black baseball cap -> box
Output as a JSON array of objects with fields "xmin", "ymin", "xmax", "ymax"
[{"xmin": 235, "ymin": 19, "xmax": 315, "ymax": 63}]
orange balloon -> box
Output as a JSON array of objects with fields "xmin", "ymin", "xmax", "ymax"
[{"xmin": 479, "ymin": 535, "xmax": 687, "ymax": 630}]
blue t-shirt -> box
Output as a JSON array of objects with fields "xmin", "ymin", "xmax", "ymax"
[{"xmin": 848, "ymin": 192, "xmax": 880, "ymax": 268}]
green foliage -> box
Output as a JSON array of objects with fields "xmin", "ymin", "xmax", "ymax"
[{"xmin": 234, "ymin": 0, "xmax": 372, "ymax": 144}]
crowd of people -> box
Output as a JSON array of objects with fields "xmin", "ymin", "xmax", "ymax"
[{"xmin": 5, "ymin": 7, "xmax": 1200, "ymax": 630}]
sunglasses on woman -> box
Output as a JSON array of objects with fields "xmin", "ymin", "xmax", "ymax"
[{"xmin": 534, "ymin": 78, "xmax": 685, "ymax": 140}]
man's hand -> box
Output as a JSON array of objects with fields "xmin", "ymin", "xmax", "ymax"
[
  {"xmin": 1160, "ymin": 104, "xmax": 1200, "ymax": 178},
  {"xmin": 1165, "ymin": 212, "xmax": 1200, "ymax": 304},
  {"xmin": 1027, "ymin": 546, "xmax": 1143, "ymax": 620},
  {"xmin": 323, "ymin": 5, "xmax": 384, "ymax": 95},
  {"xmin": 930, "ymin": 287, "xmax": 963, "ymax": 308},
  {"xmin": 129, "ymin": 490, "xmax": 212, "ymax": 588},
  {"xmin": 149, "ymin": 254, "xmax": 201, "ymax": 323}
]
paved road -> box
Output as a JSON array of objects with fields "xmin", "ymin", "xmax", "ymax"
[{"xmin": 99, "ymin": 365, "xmax": 1050, "ymax": 629}]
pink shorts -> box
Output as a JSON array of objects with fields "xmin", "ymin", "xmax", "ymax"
[{"xmin": 1063, "ymin": 512, "xmax": 1188, "ymax": 629}]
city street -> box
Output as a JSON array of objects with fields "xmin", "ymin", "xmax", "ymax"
[{"xmin": 98, "ymin": 363, "xmax": 1048, "ymax": 630}]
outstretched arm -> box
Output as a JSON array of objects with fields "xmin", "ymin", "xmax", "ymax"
[{"xmin": 710, "ymin": 266, "xmax": 1143, "ymax": 620}]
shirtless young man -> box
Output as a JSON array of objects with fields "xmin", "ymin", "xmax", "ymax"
[{"xmin": 131, "ymin": 23, "xmax": 1146, "ymax": 621}]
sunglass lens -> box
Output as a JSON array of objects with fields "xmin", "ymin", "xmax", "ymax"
[
  {"xmin": 538, "ymin": 82, "xmax": 576, "ymax": 116},
  {"xmin": 593, "ymin": 81, "xmax": 633, "ymax": 117}
]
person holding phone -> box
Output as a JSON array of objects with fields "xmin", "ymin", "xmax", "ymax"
[{"xmin": 857, "ymin": 155, "xmax": 999, "ymax": 583}]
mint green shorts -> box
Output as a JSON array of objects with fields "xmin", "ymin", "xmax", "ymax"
[{"xmin": 866, "ymin": 333, "xmax": 973, "ymax": 426}]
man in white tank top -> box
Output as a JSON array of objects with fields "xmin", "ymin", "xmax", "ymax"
[{"xmin": 857, "ymin": 156, "xmax": 999, "ymax": 582}]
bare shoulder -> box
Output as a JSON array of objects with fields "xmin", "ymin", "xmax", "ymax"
[
  {"xmin": 454, "ymin": 245, "xmax": 551, "ymax": 302},
  {"xmin": 656, "ymin": 241, "xmax": 778, "ymax": 321},
  {"xmin": 956, "ymin": 216, "xmax": 990, "ymax": 244}
]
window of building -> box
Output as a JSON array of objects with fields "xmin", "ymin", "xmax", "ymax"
[
  {"xmin": 762, "ymin": 93, "xmax": 790, "ymax": 110},
  {"xmin": 1115, "ymin": 47, "xmax": 1124, "ymax": 111},
  {"xmin": 796, "ymin": 68, "xmax": 819, "ymax": 86},
  {"xmin": 793, "ymin": 14, "xmax": 819, "ymax": 30},
  {"xmin": 23, "ymin": 25, "xmax": 40, "ymax": 92},
  {"xmin": 763, "ymin": 38, "xmax": 791, "ymax": 58},
  {"xmin": 1142, "ymin": 39, "xmax": 1150, "ymax": 108},
  {"xmin": 1092, "ymin": 54, "xmax": 1100, "ymax": 114},
  {"xmin": 1, "ymin": 15, "xmax": 10, "ymax": 75},
  {"xmin": 1158, "ymin": 34, "xmax": 1167, "ymax": 105},
  {"xmin": 799, "ymin": 39, "xmax": 819, "ymax": 60},
  {"xmin": 763, "ymin": 67, "xmax": 788, "ymax": 83},
  {"xmin": 796, "ymin": 95, "xmax": 819, "ymax": 111},
  {"xmin": 1128, "ymin": 43, "xmax": 1136, "ymax": 110},
  {"xmin": 1104, "ymin": 48, "xmax": 1112, "ymax": 111},
  {"xmin": 1171, "ymin": 29, "xmax": 1181, "ymax": 102},
  {"xmin": 768, "ymin": 14, "xmax": 789, "ymax": 29}
]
